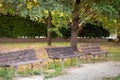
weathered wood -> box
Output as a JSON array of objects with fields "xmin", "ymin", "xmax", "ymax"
[
  {"xmin": 80, "ymin": 44, "xmax": 109, "ymax": 62},
  {"xmin": 45, "ymin": 46, "xmax": 84, "ymax": 69},
  {"xmin": 0, "ymin": 49, "xmax": 47, "ymax": 76}
]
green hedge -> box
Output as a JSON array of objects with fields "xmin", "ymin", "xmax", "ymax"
[
  {"xmin": 0, "ymin": 13, "xmax": 47, "ymax": 38},
  {"xmin": 0, "ymin": 13, "xmax": 110, "ymax": 38},
  {"xmin": 78, "ymin": 23, "xmax": 110, "ymax": 38}
]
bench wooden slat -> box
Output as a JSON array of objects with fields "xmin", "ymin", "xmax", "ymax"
[
  {"xmin": 46, "ymin": 47, "xmax": 75, "ymax": 59},
  {"xmin": 0, "ymin": 49, "xmax": 38, "ymax": 64},
  {"xmin": 46, "ymin": 47, "xmax": 83, "ymax": 59}
]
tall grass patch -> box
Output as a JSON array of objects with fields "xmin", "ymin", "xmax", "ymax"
[{"xmin": 0, "ymin": 68, "xmax": 14, "ymax": 80}]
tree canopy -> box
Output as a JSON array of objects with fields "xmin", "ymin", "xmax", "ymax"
[{"xmin": 1, "ymin": 0, "xmax": 119, "ymax": 31}]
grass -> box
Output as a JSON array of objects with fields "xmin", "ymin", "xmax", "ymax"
[
  {"xmin": 0, "ymin": 42, "xmax": 120, "ymax": 80},
  {"xmin": 44, "ymin": 66, "xmax": 63, "ymax": 79},
  {"xmin": 102, "ymin": 75, "xmax": 120, "ymax": 80},
  {"xmin": 0, "ymin": 68, "xmax": 14, "ymax": 80},
  {"xmin": 44, "ymin": 70, "xmax": 63, "ymax": 79},
  {"xmin": 113, "ymin": 75, "xmax": 120, "ymax": 80}
]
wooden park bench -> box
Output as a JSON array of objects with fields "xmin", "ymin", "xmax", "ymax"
[
  {"xmin": 80, "ymin": 44, "xmax": 109, "ymax": 62},
  {"xmin": 0, "ymin": 49, "xmax": 48, "ymax": 76},
  {"xmin": 45, "ymin": 46, "xmax": 84, "ymax": 69}
]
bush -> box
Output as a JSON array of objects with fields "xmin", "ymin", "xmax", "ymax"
[
  {"xmin": 0, "ymin": 13, "xmax": 110, "ymax": 39},
  {"xmin": 0, "ymin": 13, "xmax": 47, "ymax": 38},
  {"xmin": 78, "ymin": 23, "xmax": 110, "ymax": 38}
]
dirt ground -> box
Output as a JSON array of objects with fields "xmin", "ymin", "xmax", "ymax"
[{"xmin": 47, "ymin": 62, "xmax": 120, "ymax": 80}]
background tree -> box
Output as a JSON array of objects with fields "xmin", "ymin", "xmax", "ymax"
[
  {"xmin": 69, "ymin": 0, "xmax": 119, "ymax": 50},
  {"xmin": 1, "ymin": 0, "xmax": 67, "ymax": 45},
  {"xmin": 111, "ymin": 0, "xmax": 120, "ymax": 43},
  {"xmin": 1, "ymin": 0, "xmax": 119, "ymax": 49}
]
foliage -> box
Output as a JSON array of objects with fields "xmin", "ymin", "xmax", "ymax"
[
  {"xmin": 1, "ymin": 0, "xmax": 119, "ymax": 33},
  {"xmin": 77, "ymin": 0, "xmax": 119, "ymax": 34},
  {"xmin": 59, "ymin": 27, "xmax": 71, "ymax": 39},
  {"xmin": 1, "ymin": 0, "xmax": 72, "ymax": 45},
  {"xmin": 0, "ymin": 13, "xmax": 110, "ymax": 38},
  {"xmin": 78, "ymin": 23, "xmax": 110, "ymax": 38},
  {"xmin": 1, "ymin": 0, "xmax": 71, "ymax": 27},
  {"xmin": 0, "ymin": 13, "xmax": 47, "ymax": 38}
]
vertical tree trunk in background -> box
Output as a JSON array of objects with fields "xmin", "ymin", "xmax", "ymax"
[
  {"xmin": 117, "ymin": 10, "xmax": 120, "ymax": 44},
  {"xmin": 117, "ymin": 28, "xmax": 120, "ymax": 44},
  {"xmin": 47, "ymin": 11, "xmax": 52, "ymax": 46},
  {"xmin": 71, "ymin": 0, "xmax": 80, "ymax": 51}
]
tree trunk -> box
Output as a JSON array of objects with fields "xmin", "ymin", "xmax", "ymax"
[
  {"xmin": 47, "ymin": 11, "xmax": 52, "ymax": 46},
  {"xmin": 71, "ymin": 27, "xmax": 79, "ymax": 51},
  {"xmin": 117, "ymin": 28, "xmax": 120, "ymax": 44},
  {"xmin": 117, "ymin": 35, "xmax": 120, "ymax": 43},
  {"xmin": 71, "ymin": 0, "xmax": 80, "ymax": 51},
  {"xmin": 116, "ymin": 9, "xmax": 120, "ymax": 44}
]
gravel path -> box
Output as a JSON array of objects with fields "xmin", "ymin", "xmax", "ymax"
[
  {"xmin": 47, "ymin": 62, "xmax": 120, "ymax": 80},
  {"xmin": 16, "ymin": 62, "xmax": 120, "ymax": 80}
]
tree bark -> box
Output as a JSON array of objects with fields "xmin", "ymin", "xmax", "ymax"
[
  {"xmin": 71, "ymin": 0, "xmax": 80, "ymax": 51},
  {"xmin": 116, "ymin": 9, "xmax": 120, "ymax": 44},
  {"xmin": 117, "ymin": 28, "xmax": 120, "ymax": 44},
  {"xmin": 47, "ymin": 11, "xmax": 52, "ymax": 46},
  {"xmin": 117, "ymin": 35, "xmax": 120, "ymax": 43}
]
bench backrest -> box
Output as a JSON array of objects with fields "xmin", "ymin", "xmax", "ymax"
[
  {"xmin": 80, "ymin": 44, "xmax": 102, "ymax": 53},
  {"xmin": 0, "ymin": 49, "xmax": 37, "ymax": 64},
  {"xmin": 45, "ymin": 47, "xmax": 74, "ymax": 59}
]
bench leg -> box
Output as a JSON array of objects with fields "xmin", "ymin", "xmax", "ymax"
[
  {"xmin": 98, "ymin": 54, "xmax": 100, "ymax": 60},
  {"xmin": 40, "ymin": 61, "xmax": 43, "ymax": 75},
  {"xmin": 14, "ymin": 66, "xmax": 18, "ymax": 77},
  {"xmin": 61, "ymin": 58, "xmax": 64, "ymax": 70},
  {"xmin": 77, "ymin": 56, "xmax": 80, "ymax": 67},
  {"xmin": 85, "ymin": 55, "xmax": 88, "ymax": 61},
  {"xmin": 105, "ymin": 53, "xmax": 108, "ymax": 61},
  {"xmin": 92, "ymin": 55, "xmax": 95, "ymax": 63},
  {"xmin": 105, "ymin": 53, "xmax": 108, "ymax": 57},
  {"xmin": 31, "ymin": 63, "xmax": 34, "ymax": 70},
  {"xmin": 53, "ymin": 59, "xmax": 56, "ymax": 69}
]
